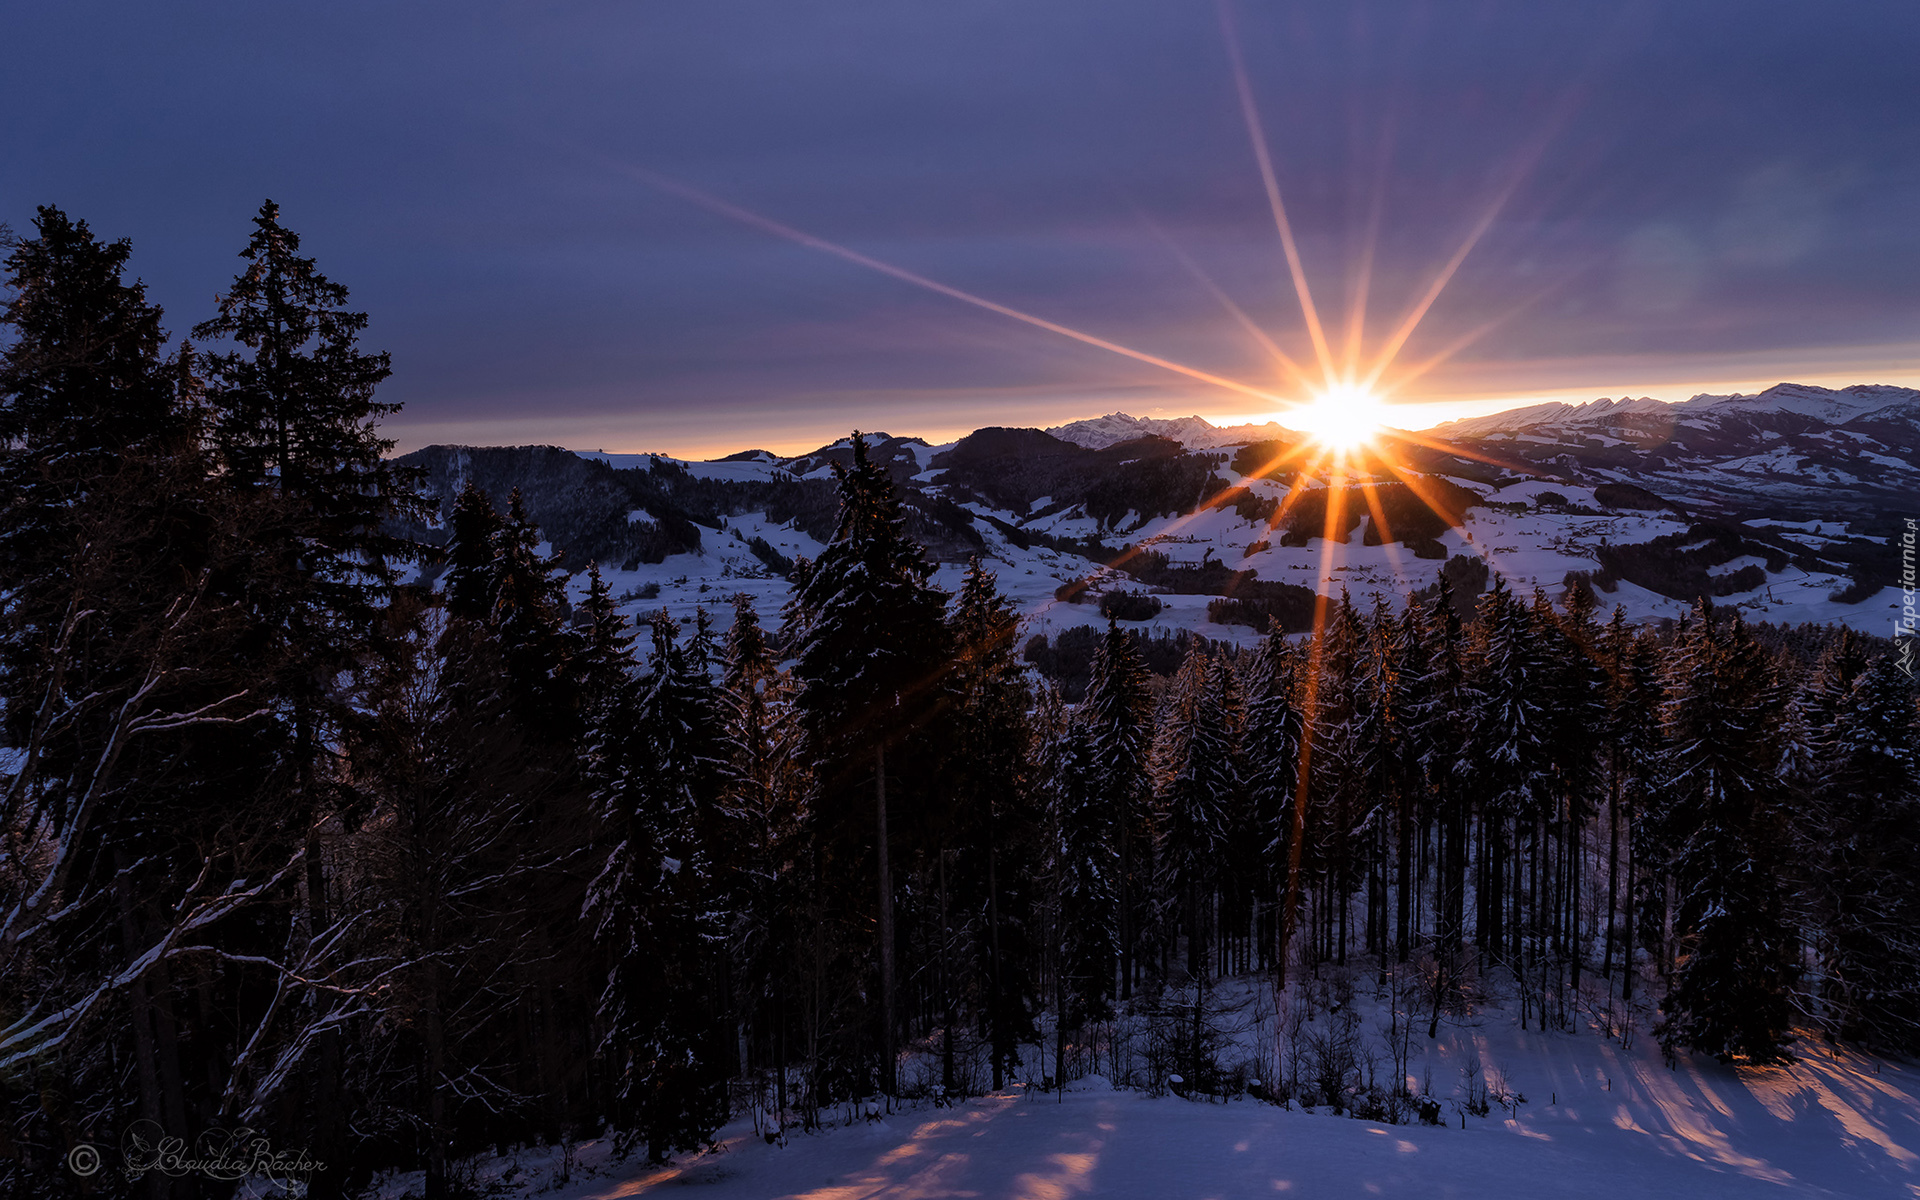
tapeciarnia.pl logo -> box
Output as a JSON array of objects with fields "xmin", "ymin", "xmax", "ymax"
[{"xmin": 1899, "ymin": 517, "xmax": 1917, "ymax": 678}]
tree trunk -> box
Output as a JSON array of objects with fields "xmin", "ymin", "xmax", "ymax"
[
  {"xmin": 1119, "ymin": 785, "xmax": 1134, "ymax": 1001},
  {"xmin": 939, "ymin": 848, "xmax": 955, "ymax": 1097},
  {"xmin": 876, "ymin": 745, "xmax": 896, "ymax": 1097},
  {"xmin": 988, "ymin": 804, "xmax": 1006, "ymax": 1092},
  {"xmin": 1603, "ymin": 762, "xmax": 1620, "ymax": 980},
  {"xmin": 1621, "ymin": 798, "xmax": 1636, "ymax": 1003},
  {"xmin": 1396, "ymin": 791, "xmax": 1412, "ymax": 963},
  {"xmin": 1567, "ymin": 802, "xmax": 1582, "ymax": 1001},
  {"xmin": 116, "ymin": 862, "xmax": 172, "ymax": 1200}
]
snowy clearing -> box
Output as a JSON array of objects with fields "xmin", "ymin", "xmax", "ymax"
[{"xmin": 377, "ymin": 1000, "xmax": 1920, "ymax": 1200}]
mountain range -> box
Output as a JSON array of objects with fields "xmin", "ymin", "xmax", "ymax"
[{"xmin": 395, "ymin": 382, "xmax": 1917, "ymax": 654}]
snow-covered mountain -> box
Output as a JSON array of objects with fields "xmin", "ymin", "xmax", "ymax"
[
  {"xmin": 1045, "ymin": 412, "xmax": 1295, "ymax": 450},
  {"xmin": 396, "ymin": 383, "xmax": 1914, "ymax": 657},
  {"xmin": 1424, "ymin": 382, "xmax": 1920, "ymax": 512}
]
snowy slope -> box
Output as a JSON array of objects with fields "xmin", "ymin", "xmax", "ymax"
[
  {"xmin": 568, "ymin": 459, "xmax": 1903, "ymax": 658},
  {"xmin": 406, "ymin": 383, "xmax": 1916, "ymax": 654},
  {"xmin": 1428, "ymin": 383, "xmax": 1920, "ymax": 441},
  {"xmin": 373, "ymin": 995, "xmax": 1920, "ymax": 1200},
  {"xmin": 1046, "ymin": 412, "xmax": 1298, "ymax": 450},
  {"xmin": 1422, "ymin": 382, "xmax": 1920, "ymax": 514},
  {"xmin": 1431, "ymin": 395, "xmax": 1672, "ymax": 439}
]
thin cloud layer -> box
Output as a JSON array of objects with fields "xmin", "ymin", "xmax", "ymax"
[{"xmin": 4, "ymin": 1, "xmax": 1916, "ymax": 456}]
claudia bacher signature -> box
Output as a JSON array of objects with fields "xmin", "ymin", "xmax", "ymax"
[{"xmin": 64, "ymin": 1120, "xmax": 326, "ymax": 1189}]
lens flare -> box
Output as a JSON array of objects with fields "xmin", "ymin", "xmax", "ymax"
[{"xmin": 1288, "ymin": 386, "xmax": 1387, "ymax": 451}]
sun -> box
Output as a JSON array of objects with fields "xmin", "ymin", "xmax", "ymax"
[{"xmin": 1287, "ymin": 385, "xmax": 1387, "ymax": 451}]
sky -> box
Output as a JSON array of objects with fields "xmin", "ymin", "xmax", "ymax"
[{"xmin": 5, "ymin": 1, "xmax": 1918, "ymax": 459}]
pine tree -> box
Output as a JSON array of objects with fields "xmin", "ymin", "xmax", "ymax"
[
  {"xmin": 1243, "ymin": 622, "xmax": 1305, "ymax": 974},
  {"xmin": 1466, "ymin": 575, "xmax": 1550, "ymax": 960},
  {"xmin": 1046, "ymin": 721, "xmax": 1118, "ymax": 1030},
  {"xmin": 1306, "ymin": 593, "xmax": 1368, "ymax": 967},
  {"xmin": 443, "ymin": 480, "xmax": 505, "ymax": 621},
  {"xmin": 1651, "ymin": 604, "xmax": 1798, "ymax": 1063},
  {"xmin": 945, "ymin": 558, "xmax": 1034, "ymax": 1091},
  {"xmin": 577, "ymin": 562, "xmax": 637, "ymax": 706},
  {"xmin": 1389, "ymin": 600, "xmax": 1428, "ymax": 964},
  {"xmin": 192, "ymin": 199, "xmax": 424, "ymax": 638},
  {"xmin": 786, "ymin": 432, "xmax": 951, "ymax": 1095},
  {"xmin": 0, "ymin": 207, "xmax": 188, "ymax": 746},
  {"xmin": 1533, "ymin": 586, "xmax": 1604, "ymax": 1007},
  {"xmin": 1416, "ymin": 571, "xmax": 1472, "ymax": 952},
  {"xmin": 718, "ymin": 594, "xmax": 808, "ymax": 1129},
  {"xmin": 0, "ymin": 210, "xmax": 308, "ymax": 1179},
  {"xmin": 486, "ymin": 488, "xmax": 578, "ymax": 730},
  {"xmin": 1811, "ymin": 655, "xmax": 1920, "ymax": 1051},
  {"xmin": 352, "ymin": 605, "xmax": 559, "ymax": 1196},
  {"xmin": 1154, "ymin": 642, "xmax": 1240, "ymax": 980},
  {"xmin": 1081, "ymin": 619, "xmax": 1154, "ymax": 999},
  {"xmin": 586, "ymin": 611, "xmax": 731, "ymax": 1161},
  {"xmin": 0, "ymin": 207, "xmax": 179, "ymax": 558},
  {"xmin": 1599, "ymin": 610, "xmax": 1663, "ymax": 997}
]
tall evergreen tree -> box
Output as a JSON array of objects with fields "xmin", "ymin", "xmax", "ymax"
[
  {"xmin": 1651, "ymin": 604, "xmax": 1798, "ymax": 1063},
  {"xmin": 192, "ymin": 199, "xmax": 424, "ymax": 636},
  {"xmin": 1154, "ymin": 642, "xmax": 1240, "ymax": 980},
  {"xmin": 0, "ymin": 211, "xmax": 311, "ymax": 1185},
  {"xmin": 1416, "ymin": 571, "xmax": 1473, "ymax": 952},
  {"xmin": 1045, "ymin": 721, "xmax": 1118, "ymax": 1030},
  {"xmin": 945, "ymin": 558, "xmax": 1034, "ymax": 1090},
  {"xmin": 586, "ymin": 611, "xmax": 731, "ymax": 1161},
  {"xmin": 1466, "ymin": 575, "xmax": 1550, "ymax": 959},
  {"xmin": 786, "ymin": 433, "xmax": 951, "ymax": 1094},
  {"xmin": 1081, "ymin": 619, "xmax": 1154, "ymax": 998},
  {"xmin": 718, "ymin": 594, "xmax": 809, "ymax": 1128},
  {"xmin": 1243, "ymin": 622, "xmax": 1305, "ymax": 974},
  {"xmin": 442, "ymin": 480, "xmax": 505, "ymax": 622},
  {"xmin": 1811, "ymin": 655, "xmax": 1920, "ymax": 1051},
  {"xmin": 0, "ymin": 206, "xmax": 179, "ymax": 570},
  {"xmin": 486, "ymin": 488, "xmax": 578, "ymax": 730}
]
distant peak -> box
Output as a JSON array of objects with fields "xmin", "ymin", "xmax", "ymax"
[{"xmin": 1044, "ymin": 411, "xmax": 1291, "ymax": 450}]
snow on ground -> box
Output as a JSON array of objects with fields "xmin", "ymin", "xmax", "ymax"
[
  {"xmin": 375, "ymin": 985, "xmax": 1920, "ymax": 1200},
  {"xmin": 554, "ymin": 447, "xmax": 1900, "ymax": 648},
  {"xmin": 571, "ymin": 483, "xmax": 1901, "ymax": 649}
]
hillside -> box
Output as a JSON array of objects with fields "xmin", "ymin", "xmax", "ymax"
[{"xmin": 394, "ymin": 383, "xmax": 1915, "ymax": 661}]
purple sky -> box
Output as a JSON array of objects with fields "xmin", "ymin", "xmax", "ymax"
[{"xmin": 6, "ymin": 1, "xmax": 1918, "ymax": 456}]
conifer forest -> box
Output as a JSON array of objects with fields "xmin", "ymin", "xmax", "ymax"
[{"xmin": 3, "ymin": 206, "xmax": 1919, "ymax": 1197}]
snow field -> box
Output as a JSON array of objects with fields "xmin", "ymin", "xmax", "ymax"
[{"xmin": 372, "ymin": 966, "xmax": 1920, "ymax": 1200}]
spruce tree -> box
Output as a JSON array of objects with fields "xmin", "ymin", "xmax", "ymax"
[
  {"xmin": 586, "ymin": 611, "xmax": 730, "ymax": 1161},
  {"xmin": 945, "ymin": 558, "xmax": 1034, "ymax": 1090},
  {"xmin": 193, "ymin": 199, "xmax": 424, "ymax": 637},
  {"xmin": 1466, "ymin": 575, "xmax": 1550, "ymax": 959},
  {"xmin": 1046, "ymin": 721, "xmax": 1118, "ymax": 1030},
  {"xmin": 786, "ymin": 432, "xmax": 951, "ymax": 1094},
  {"xmin": 0, "ymin": 211, "xmax": 306, "ymax": 1180},
  {"xmin": 1415, "ymin": 571, "xmax": 1472, "ymax": 951},
  {"xmin": 1651, "ymin": 604, "xmax": 1798, "ymax": 1063},
  {"xmin": 1154, "ymin": 642, "xmax": 1240, "ymax": 980},
  {"xmin": 1812, "ymin": 655, "xmax": 1920, "ymax": 1051},
  {"xmin": 578, "ymin": 561, "xmax": 637, "ymax": 706},
  {"xmin": 486, "ymin": 488, "xmax": 578, "ymax": 731},
  {"xmin": 1081, "ymin": 619, "xmax": 1154, "ymax": 998},
  {"xmin": 0, "ymin": 207, "xmax": 178, "ymax": 549},
  {"xmin": 1243, "ymin": 623, "xmax": 1305, "ymax": 974},
  {"xmin": 719, "ymin": 594, "xmax": 808, "ymax": 1127},
  {"xmin": 443, "ymin": 480, "xmax": 505, "ymax": 622}
]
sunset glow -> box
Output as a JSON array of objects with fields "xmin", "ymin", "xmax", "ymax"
[{"xmin": 1286, "ymin": 386, "xmax": 1389, "ymax": 451}]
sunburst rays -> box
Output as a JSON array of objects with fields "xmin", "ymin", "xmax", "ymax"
[{"xmin": 623, "ymin": 1, "xmax": 1585, "ymax": 637}]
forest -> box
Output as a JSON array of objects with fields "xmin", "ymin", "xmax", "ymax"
[{"xmin": 3, "ymin": 205, "xmax": 1919, "ymax": 1198}]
